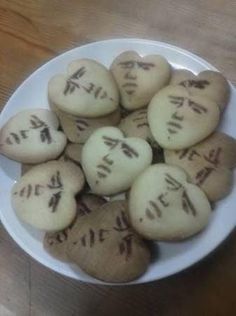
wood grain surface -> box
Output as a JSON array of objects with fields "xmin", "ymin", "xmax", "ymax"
[{"xmin": 0, "ymin": 0, "xmax": 236, "ymax": 315}]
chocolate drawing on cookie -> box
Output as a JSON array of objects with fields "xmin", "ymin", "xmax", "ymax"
[
  {"xmin": 76, "ymin": 119, "xmax": 89, "ymax": 132},
  {"xmin": 113, "ymin": 211, "xmax": 130, "ymax": 232},
  {"xmin": 13, "ymin": 183, "xmax": 44, "ymax": 198},
  {"xmin": 179, "ymin": 79, "xmax": 210, "ymax": 89},
  {"xmin": 79, "ymin": 228, "xmax": 110, "ymax": 247},
  {"xmin": 118, "ymin": 233, "xmax": 133, "ymax": 260}
]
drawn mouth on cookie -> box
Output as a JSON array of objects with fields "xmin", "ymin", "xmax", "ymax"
[
  {"xmin": 167, "ymin": 111, "xmax": 184, "ymax": 138},
  {"xmin": 95, "ymin": 155, "xmax": 114, "ymax": 184},
  {"xmin": 122, "ymin": 82, "xmax": 138, "ymax": 96},
  {"xmin": 76, "ymin": 119, "xmax": 89, "ymax": 132}
]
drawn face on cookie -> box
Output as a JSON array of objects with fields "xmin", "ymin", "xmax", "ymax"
[
  {"xmin": 111, "ymin": 51, "xmax": 170, "ymax": 110},
  {"xmin": 44, "ymin": 194, "xmax": 106, "ymax": 261},
  {"xmin": 12, "ymin": 161, "xmax": 85, "ymax": 231},
  {"xmin": 170, "ymin": 69, "xmax": 230, "ymax": 111},
  {"xmin": 129, "ymin": 164, "xmax": 211, "ymax": 240},
  {"xmin": 148, "ymin": 86, "xmax": 220, "ymax": 149},
  {"xmin": 164, "ymin": 132, "xmax": 236, "ymax": 201},
  {"xmin": 81, "ymin": 127, "xmax": 152, "ymax": 195},
  {"xmin": 0, "ymin": 109, "xmax": 67, "ymax": 163},
  {"xmin": 48, "ymin": 59, "xmax": 119, "ymax": 117},
  {"xmin": 67, "ymin": 201, "xmax": 150, "ymax": 283}
]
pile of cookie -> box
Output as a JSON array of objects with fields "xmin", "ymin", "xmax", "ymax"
[{"xmin": 1, "ymin": 51, "xmax": 236, "ymax": 283}]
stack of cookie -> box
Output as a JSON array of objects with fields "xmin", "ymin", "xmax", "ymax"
[{"xmin": 0, "ymin": 50, "xmax": 235, "ymax": 283}]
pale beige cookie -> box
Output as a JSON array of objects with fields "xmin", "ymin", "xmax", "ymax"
[
  {"xmin": 81, "ymin": 127, "xmax": 153, "ymax": 195},
  {"xmin": 118, "ymin": 108, "xmax": 158, "ymax": 148},
  {"xmin": 0, "ymin": 109, "xmax": 67, "ymax": 163},
  {"xmin": 48, "ymin": 59, "xmax": 119, "ymax": 118},
  {"xmin": 164, "ymin": 132, "xmax": 236, "ymax": 201},
  {"xmin": 67, "ymin": 200, "xmax": 151, "ymax": 283},
  {"xmin": 12, "ymin": 161, "xmax": 85, "ymax": 231},
  {"xmin": 148, "ymin": 85, "xmax": 220, "ymax": 149},
  {"xmin": 129, "ymin": 164, "xmax": 211, "ymax": 240},
  {"xmin": 52, "ymin": 105, "xmax": 121, "ymax": 143},
  {"xmin": 170, "ymin": 69, "xmax": 230, "ymax": 111},
  {"xmin": 111, "ymin": 51, "xmax": 171, "ymax": 110},
  {"xmin": 44, "ymin": 194, "xmax": 106, "ymax": 261}
]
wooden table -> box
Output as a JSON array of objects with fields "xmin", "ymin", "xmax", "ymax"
[{"xmin": 0, "ymin": 1, "xmax": 236, "ymax": 315}]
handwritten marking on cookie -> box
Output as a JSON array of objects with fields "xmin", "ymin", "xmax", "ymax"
[
  {"xmin": 145, "ymin": 208, "xmax": 155, "ymax": 220},
  {"xmin": 78, "ymin": 202, "xmax": 92, "ymax": 215},
  {"xmin": 179, "ymin": 79, "xmax": 210, "ymax": 89},
  {"xmin": 168, "ymin": 96, "xmax": 208, "ymax": 114},
  {"xmin": 76, "ymin": 119, "xmax": 89, "ymax": 132},
  {"xmin": 177, "ymin": 148, "xmax": 201, "ymax": 161},
  {"xmin": 164, "ymin": 173, "xmax": 182, "ymax": 191},
  {"xmin": 40, "ymin": 127, "xmax": 52, "ymax": 144},
  {"xmin": 121, "ymin": 142, "xmax": 139, "ymax": 158},
  {"xmin": 158, "ymin": 193, "xmax": 169, "ymax": 207},
  {"xmin": 195, "ymin": 167, "xmax": 214, "ymax": 185},
  {"xmin": 80, "ymin": 228, "xmax": 110, "ymax": 247},
  {"xmin": 48, "ymin": 191, "xmax": 62, "ymax": 213},
  {"xmin": 203, "ymin": 147, "xmax": 222, "ymax": 166},
  {"xmin": 47, "ymin": 171, "xmax": 63, "ymax": 189},
  {"xmin": 182, "ymin": 190, "xmax": 197, "ymax": 216},
  {"xmin": 113, "ymin": 211, "xmax": 130, "ymax": 232},
  {"xmin": 102, "ymin": 136, "xmax": 120, "ymax": 149},
  {"xmin": 119, "ymin": 233, "xmax": 133, "ymax": 260}
]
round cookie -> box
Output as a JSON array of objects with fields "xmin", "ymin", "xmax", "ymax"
[
  {"xmin": 52, "ymin": 105, "xmax": 121, "ymax": 144},
  {"xmin": 48, "ymin": 59, "xmax": 119, "ymax": 118},
  {"xmin": 81, "ymin": 127, "xmax": 153, "ymax": 195},
  {"xmin": 170, "ymin": 69, "xmax": 230, "ymax": 111},
  {"xmin": 129, "ymin": 164, "xmax": 212, "ymax": 240},
  {"xmin": 0, "ymin": 109, "xmax": 67, "ymax": 163},
  {"xmin": 164, "ymin": 132, "xmax": 236, "ymax": 201},
  {"xmin": 111, "ymin": 51, "xmax": 171, "ymax": 110},
  {"xmin": 67, "ymin": 200, "xmax": 151, "ymax": 283},
  {"xmin": 118, "ymin": 108, "xmax": 158, "ymax": 148},
  {"xmin": 12, "ymin": 161, "xmax": 85, "ymax": 231},
  {"xmin": 44, "ymin": 194, "xmax": 106, "ymax": 261},
  {"xmin": 148, "ymin": 85, "xmax": 220, "ymax": 149}
]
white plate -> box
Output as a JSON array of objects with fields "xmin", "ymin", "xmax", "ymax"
[{"xmin": 0, "ymin": 39, "xmax": 235, "ymax": 285}]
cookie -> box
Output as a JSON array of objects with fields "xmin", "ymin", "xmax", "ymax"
[
  {"xmin": 67, "ymin": 200, "xmax": 151, "ymax": 283},
  {"xmin": 129, "ymin": 164, "xmax": 211, "ymax": 240},
  {"xmin": 170, "ymin": 69, "xmax": 230, "ymax": 111},
  {"xmin": 12, "ymin": 161, "xmax": 85, "ymax": 231},
  {"xmin": 64, "ymin": 143, "xmax": 83, "ymax": 165},
  {"xmin": 52, "ymin": 105, "xmax": 121, "ymax": 143},
  {"xmin": 148, "ymin": 85, "xmax": 220, "ymax": 149},
  {"xmin": 118, "ymin": 108, "xmax": 158, "ymax": 148},
  {"xmin": 81, "ymin": 127, "xmax": 153, "ymax": 195},
  {"xmin": 44, "ymin": 194, "xmax": 106, "ymax": 261},
  {"xmin": 0, "ymin": 109, "xmax": 67, "ymax": 163},
  {"xmin": 48, "ymin": 59, "xmax": 119, "ymax": 118},
  {"xmin": 111, "ymin": 51, "xmax": 171, "ymax": 110},
  {"xmin": 164, "ymin": 132, "xmax": 236, "ymax": 201}
]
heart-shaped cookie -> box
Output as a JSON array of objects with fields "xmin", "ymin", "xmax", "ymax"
[
  {"xmin": 148, "ymin": 85, "xmax": 220, "ymax": 149},
  {"xmin": 118, "ymin": 108, "xmax": 158, "ymax": 148},
  {"xmin": 170, "ymin": 69, "xmax": 230, "ymax": 111},
  {"xmin": 52, "ymin": 104, "xmax": 121, "ymax": 143},
  {"xmin": 81, "ymin": 127, "xmax": 153, "ymax": 195},
  {"xmin": 0, "ymin": 109, "xmax": 67, "ymax": 163},
  {"xmin": 12, "ymin": 161, "xmax": 85, "ymax": 231},
  {"xmin": 164, "ymin": 132, "xmax": 236, "ymax": 201},
  {"xmin": 48, "ymin": 59, "xmax": 119, "ymax": 118},
  {"xmin": 67, "ymin": 200, "xmax": 151, "ymax": 283},
  {"xmin": 111, "ymin": 51, "xmax": 171, "ymax": 110},
  {"xmin": 129, "ymin": 164, "xmax": 211, "ymax": 240},
  {"xmin": 44, "ymin": 194, "xmax": 106, "ymax": 261}
]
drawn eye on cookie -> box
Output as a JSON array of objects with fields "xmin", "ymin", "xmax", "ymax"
[{"xmin": 179, "ymin": 79, "xmax": 210, "ymax": 89}]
